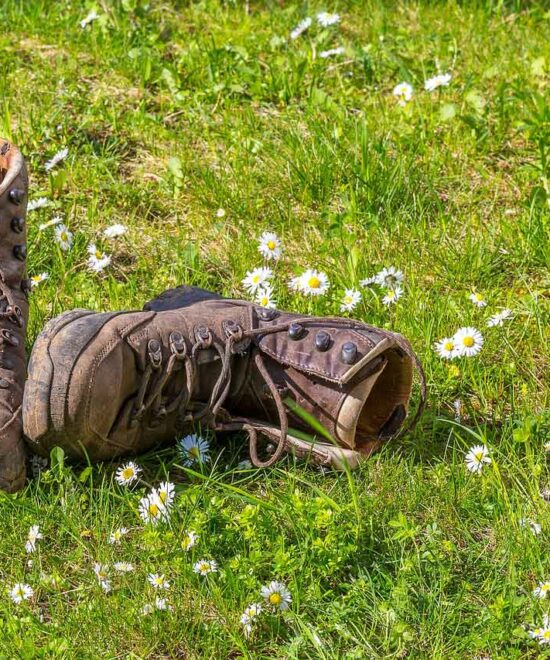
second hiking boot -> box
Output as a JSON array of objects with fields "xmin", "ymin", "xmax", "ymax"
[{"xmin": 23, "ymin": 290, "xmax": 424, "ymax": 469}]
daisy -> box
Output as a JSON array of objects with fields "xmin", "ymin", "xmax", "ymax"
[
  {"xmin": 45, "ymin": 147, "xmax": 68, "ymax": 172},
  {"xmin": 93, "ymin": 563, "xmax": 109, "ymax": 582},
  {"xmin": 317, "ymin": 11, "xmax": 340, "ymax": 26},
  {"xmin": 393, "ymin": 82, "xmax": 413, "ymax": 106},
  {"xmin": 54, "ymin": 223, "xmax": 73, "ymax": 251},
  {"xmin": 469, "ymin": 292, "xmax": 487, "ymax": 308},
  {"xmin": 215, "ymin": 208, "xmax": 226, "ymax": 218},
  {"xmin": 114, "ymin": 562, "xmax": 134, "ymax": 573},
  {"xmin": 520, "ymin": 518, "xmax": 542, "ymax": 536},
  {"xmin": 534, "ymin": 582, "xmax": 550, "ymax": 599},
  {"xmin": 242, "ymin": 267, "xmax": 273, "ymax": 294},
  {"xmin": 319, "ymin": 47, "xmax": 344, "ymax": 58},
  {"xmin": 296, "ymin": 269, "xmax": 330, "ymax": 296},
  {"xmin": 545, "ymin": 442, "xmax": 550, "ymax": 453},
  {"xmin": 87, "ymin": 243, "xmax": 111, "ymax": 273},
  {"xmin": 80, "ymin": 9, "xmax": 99, "ymax": 28},
  {"xmin": 155, "ymin": 597, "xmax": 173, "ymax": 611},
  {"xmin": 487, "ymin": 309, "xmax": 512, "ymax": 327},
  {"xmin": 255, "ymin": 285, "xmax": 277, "ymax": 309},
  {"xmin": 9, "ymin": 583, "xmax": 33, "ymax": 604},
  {"xmin": 109, "ymin": 527, "xmax": 129, "ymax": 545},
  {"xmin": 382, "ymin": 286, "xmax": 402, "ymax": 306},
  {"xmin": 424, "ymin": 73, "xmax": 452, "ymax": 91},
  {"xmin": 290, "ymin": 17, "xmax": 312, "ymax": 40},
  {"xmin": 240, "ymin": 613, "xmax": 253, "ymax": 637},
  {"xmin": 258, "ymin": 231, "xmax": 282, "ymax": 261},
  {"xmin": 465, "ymin": 444, "xmax": 491, "ymax": 474},
  {"xmin": 138, "ymin": 494, "xmax": 169, "ymax": 525},
  {"xmin": 25, "ymin": 525, "xmax": 43, "ymax": 553},
  {"xmin": 148, "ymin": 573, "xmax": 170, "ymax": 589},
  {"xmin": 30, "ymin": 273, "xmax": 49, "ymax": 288},
  {"xmin": 27, "ymin": 197, "xmax": 49, "ymax": 212},
  {"xmin": 153, "ymin": 481, "xmax": 176, "ymax": 510},
  {"xmin": 39, "ymin": 214, "xmax": 62, "ymax": 231},
  {"xmin": 103, "ymin": 223, "xmax": 126, "ymax": 239},
  {"xmin": 193, "ymin": 559, "xmax": 218, "ymax": 576},
  {"xmin": 261, "ymin": 581, "xmax": 292, "ymax": 611},
  {"xmin": 178, "ymin": 434, "xmax": 210, "ymax": 466},
  {"xmin": 453, "ymin": 327, "xmax": 483, "ymax": 357},
  {"xmin": 375, "ymin": 266, "xmax": 404, "ymax": 288},
  {"xmin": 340, "ymin": 288, "xmax": 361, "ymax": 313},
  {"xmin": 181, "ymin": 530, "xmax": 199, "ymax": 551},
  {"xmin": 434, "ymin": 337, "xmax": 457, "ymax": 360},
  {"xmin": 360, "ymin": 275, "xmax": 377, "ymax": 287},
  {"xmin": 115, "ymin": 461, "xmax": 141, "ymax": 486},
  {"xmin": 243, "ymin": 602, "xmax": 262, "ymax": 618}
]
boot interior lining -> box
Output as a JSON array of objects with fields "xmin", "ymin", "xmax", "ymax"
[{"xmin": 354, "ymin": 349, "xmax": 413, "ymax": 449}]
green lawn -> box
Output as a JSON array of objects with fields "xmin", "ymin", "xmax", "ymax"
[{"xmin": 1, "ymin": 0, "xmax": 549, "ymax": 656}]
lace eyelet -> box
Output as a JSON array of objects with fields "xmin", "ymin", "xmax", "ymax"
[
  {"xmin": 147, "ymin": 339, "xmax": 162, "ymax": 368},
  {"xmin": 169, "ymin": 331, "xmax": 187, "ymax": 357}
]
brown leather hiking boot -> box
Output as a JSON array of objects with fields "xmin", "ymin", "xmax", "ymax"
[
  {"xmin": 0, "ymin": 139, "xmax": 30, "ymax": 491},
  {"xmin": 23, "ymin": 287, "xmax": 425, "ymax": 469}
]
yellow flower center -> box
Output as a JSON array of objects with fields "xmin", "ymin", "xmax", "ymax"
[
  {"xmin": 148, "ymin": 503, "xmax": 159, "ymax": 517},
  {"xmin": 474, "ymin": 451, "xmax": 484, "ymax": 461},
  {"xmin": 308, "ymin": 276, "xmax": 320, "ymax": 289},
  {"xmin": 444, "ymin": 341, "xmax": 453, "ymax": 351},
  {"xmin": 200, "ymin": 563, "xmax": 209, "ymax": 572},
  {"xmin": 269, "ymin": 593, "xmax": 282, "ymax": 606},
  {"xmin": 252, "ymin": 275, "xmax": 260, "ymax": 284},
  {"xmin": 387, "ymin": 291, "xmax": 396, "ymax": 299},
  {"xmin": 113, "ymin": 531, "xmax": 121, "ymax": 540},
  {"xmin": 61, "ymin": 232, "xmax": 68, "ymax": 242},
  {"xmin": 542, "ymin": 584, "xmax": 550, "ymax": 593},
  {"xmin": 475, "ymin": 293, "xmax": 483, "ymax": 301},
  {"xmin": 260, "ymin": 296, "xmax": 269, "ymax": 306},
  {"xmin": 544, "ymin": 630, "xmax": 550, "ymax": 639},
  {"xmin": 267, "ymin": 240, "xmax": 276, "ymax": 250},
  {"xmin": 32, "ymin": 275, "xmax": 40, "ymax": 282},
  {"xmin": 463, "ymin": 336, "xmax": 475, "ymax": 347},
  {"xmin": 121, "ymin": 467, "xmax": 134, "ymax": 480},
  {"xmin": 188, "ymin": 446, "xmax": 200, "ymax": 459},
  {"xmin": 159, "ymin": 491, "xmax": 167, "ymax": 503},
  {"xmin": 344, "ymin": 296, "xmax": 353, "ymax": 304},
  {"xmin": 95, "ymin": 250, "xmax": 102, "ymax": 259}
]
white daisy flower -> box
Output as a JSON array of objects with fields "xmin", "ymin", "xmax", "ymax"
[
  {"xmin": 138, "ymin": 494, "xmax": 169, "ymax": 526},
  {"xmin": 215, "ymin": 208, "xmax": 226, "ymax": 218},
  {"xmin": 529, "ymin": 616, "xmax": 550, "ymax": 645},
  {"xmin": 545, "ymin": 442, "xmax": 550, "ymax": 453},
  {"xmin": 39, "ymin": 214, "xmax": 62, "ymax": 231},
  {"xmin": 54, "ymin": 223, "xmax": 73, "ymax": 251},
  {"xmin": 240, "ymin": 613, "xmax": 253, "ymax": 637},
  {"xmin": 258, "ymin": 231, "xmax": 282, "ymax": 260},
  {"xmin": 290, "ymin": 17, "xmax": 312, "ymax": 40},
  {"xmin": 93, "ymin": 563, "xmax": 109, "ymax": 582},
  {"xmin": 100, "ymin": 580, "xmax": 111, "ymax": 593},
  {"xmin": 44, "ymin": 147, "xmax": 68, "ymax": 172},
  {"xmin": 520, "ymin": 518, "xmax": 542, "ymax": 536},
  {"xmin": 243, "ymin": 602, "xmax": 262, "ymax": 618},
  {"xmin": 360, "ymin": 276, "xmax": 377, "ymax": 287},
  {"xmin": 148, "ymin": 573, "xmax": 170, "ymax": 589},
  {"xmin": 487, "ymin": 309, "xmax": 512, "ymax": 327},
  {"xmin": 340, "ymin": 288, "xmax": 361, "ymax": 312},
  {"xmin": 181, "ymin": 530, "xmax": 199, "ymax": 551},
  {"xmin": 103, "ymin": 223, "xmax": 127, "ymax": 239},
  {"xmin": 465, "ymin": 444, "xmax": 491, "ymax": 474},
  {"xmin": 115, "ymin": 461, "xmax": 141, "ymax": 486},
  {"xmin": 255, "ymin": 285, "xmax": 277, "ymax": 309},
  {"xmin": 534, "ymin": 582, "xmax": 550, "ymax": 599},
  {"xmin": 87, "ymin": 243, "xmax": 111, "ymax": 273},
  {"xmin": 80, "ymin": 9, "xmax": 99, "ymax": 28},
  {"xmin": 109, "ymin": 527, "xmax": 129, "ymax": 545},
  {"xmin": 434, "ymin": 337, "xmax": 457, "ymax": 360},
  {"xmin": 296, "ymin": 269, "xmax": 330, "ymax": 296},
  {"xmin": 424, "ymin": 73, "xmax": 452, "ymax": 91},
  {"xmin": 25, "ymin": 525, "xmax": 43, "ymax": 553},
  {"xmin": 178, "ymin": 434, "xmax": 210, "ymax": 466},
  {"xmin": 242, "ymin": 267, "xmax": 273, "ymax": 294},
  {"xmin": 114, "ymin": 562, "xmax": 134, "ymax": 573},
  {"xmin": 469, "ymin": 292, "xmax": 487, "ymax": 308},
  {"xmin": 382, "ymin": 286, "xmax": 402, "ymax": 306},
  {"xmin": 9, "ymin": 583, "xmax": 33, "ymax": 604},
  {"xmin": 155, "ymin": 597, "xmax": 173, "ymax": 611},
  {"xmin": 453, "ymin": 327, "xmax": 483, "ymax": 357},
  {"xmin": 27, "ymin": 197, "xmax": 49, "ymax": 212},
  {"xmin": 393, "ymin": 82, "xmax": 413, "ymax": 106},
  {"xmin": 319, "ymin": 47, "xmax": 344, "ymax": 59},
  {"xmin": 153, "ymin": 481, "xmax": 176, "ymax": 511},
  {"xmin": 375, "ymin": 266, "xmax": 404, "ymax": 288},
  {"xmin": 193, "ymin": 559, "xmax": 218, "ymax": 576},
  {"xmin": 260, "ymin": 580, "xmax": 292, "ymax": 611},
  {"xmin": 317, "ymin": 11, "xmax": 340, "ymax": 26},
  {"xmin": 30, "ymin": 273, "xmax": 49, "ymax": 288}
]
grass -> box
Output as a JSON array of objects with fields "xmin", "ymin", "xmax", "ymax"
[{"xmin": 0, "ymin": 0, "xmax": 549, "ymax": 656}]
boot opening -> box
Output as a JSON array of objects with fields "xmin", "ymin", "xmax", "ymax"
[
  {"xmin": 336, "ymin": 348, "xmax": 413, "ymax": 451},
  {"xmin": 0, "ymin": 141, "xmax": 13, "ymax": 185}
]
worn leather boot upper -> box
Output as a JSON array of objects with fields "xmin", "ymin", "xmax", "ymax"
[
  {"xmin": 23, "ymin": 287, "xmax": 424, "ymax": 469},
  {"xmin": 0, "ymin": 139, "xmax": 29, "ymax": 491}
]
